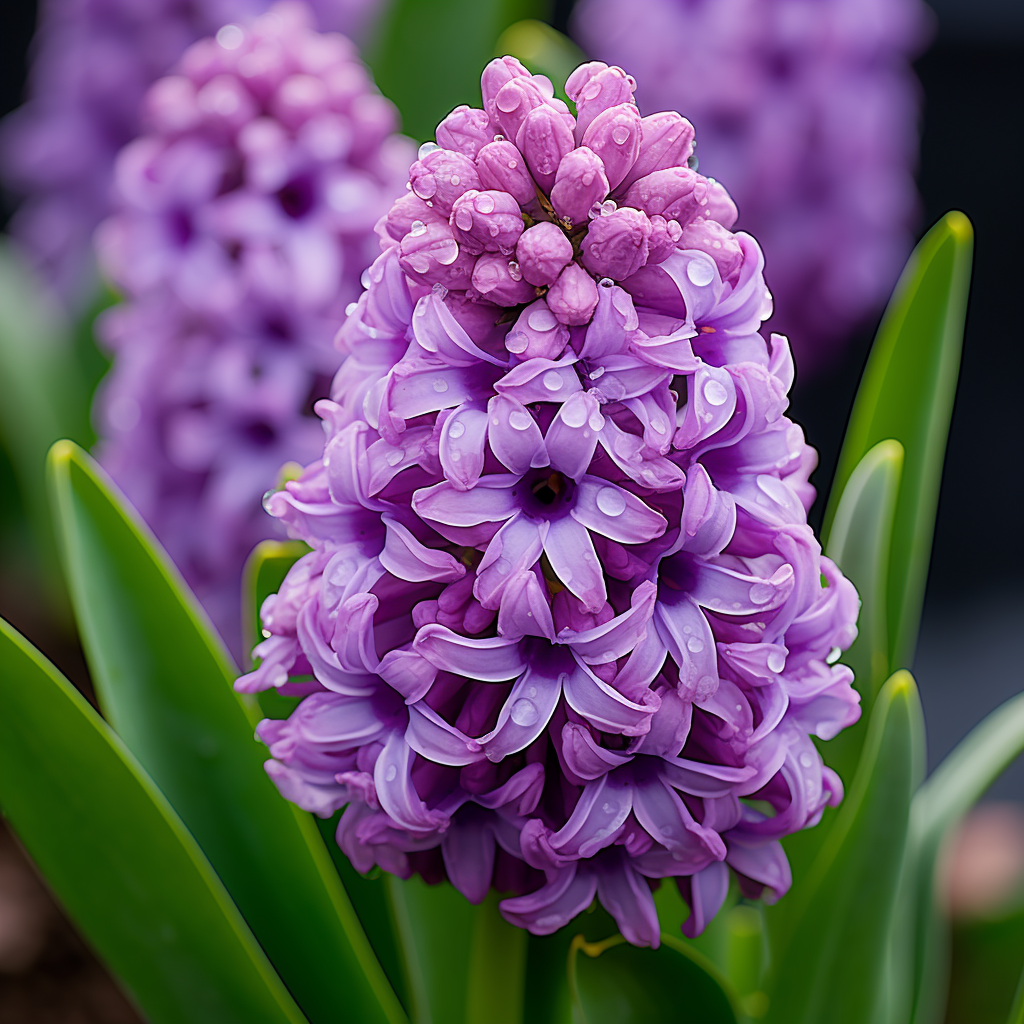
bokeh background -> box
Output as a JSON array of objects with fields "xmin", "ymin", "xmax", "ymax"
[{"xmin": 0, "ymin": 0, "xmax": 1020, "ymax": 1019}]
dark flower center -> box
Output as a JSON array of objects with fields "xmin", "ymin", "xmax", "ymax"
[{"xmin": 276, "ymin": 175, "xmax": 315, "ymax": 219}]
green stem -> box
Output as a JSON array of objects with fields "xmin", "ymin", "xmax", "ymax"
[{"xmin": 465, "ymin": 893, "xmax": 527, "ymax": 1024}]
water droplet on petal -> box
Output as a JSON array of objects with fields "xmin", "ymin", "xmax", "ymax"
[
  {"xmin": 596, "ymin": 486, "xmax": 626, "ymax": 517},
  {"xmin": 360, "ymin": 269, "xmax": 372, "ymax": 289},
  {"xmin": 686, "ymin": 636, "xmax": 705, "ymax": 654},
  {"xmin": 261, "ymin": 489, "xmax": 277, "ymax": 514},
  {"xmin": 409, "ymin": 219, "xmax": 427, "ymax": 237},
  {"xmin": 767, "ymin": 650, "xmax": 786, "ymax": 673},
  {"xmin": 799, "ymin": 752, "xmax": 814, "ymax": 768},
  {"xmin": 703, "ymin": 379, "xmax": 728, "ymax": 406},
  {"xmin": 432, "ymin": 378, "xmax": 449, "ymax": 393},
  {"xmin": 527, "ymin": 307, "xmax": 557, "ymax": 331},
  {"xmin": 474, "ymin": 193, "xmax": 496, "ymax": 214},
  {"xmin": 686, "ymin": 257, "xmax": 715, "ymax": 287},
  {"xmin": 509, "ymin": 409, "xmax": 533, "ymax": 431},
  {"xmin": 611, "ymin": 125, "xmax": 630, "ymax": 145},
  {"xmin": 508, "ymin": 260, "xmax": 522, "ymax": 281},
  {"xmin": 216, "ymin": 24, "xmax": 244, "ymax": 49},
  {"xmin": 511, "ymin": 698, "xmax": 539, "ymax": 727},
  {"xmin": 542, "ymin": 369, "xmax": 563, "ymax": 392},
  {"xmin": 506, "ymin": 331, "xmax": 528, "ymax": 353},
  {"xmin": 826, "ymin": 646, "xmax": 842, "ymax": 665},
  {"xmin": 384, "ymin": 764, "xmax": 398, "ymax": 782},
  {"xmin": 345, "ymin": 301, "xmax": 357, "ymax": 316},
  {"xmin": 448, "ymin": 420, "xmax": 466, "ymax": 439},
  {"xmin": 560, "ymin": 400, "xmax": 588, "ymax": 428},
  {"xmin": 417, "ymin": 141, "xmax": 441, "ymax": 160},
  {"xmin": 749, "ymin": 582, "xmax": 775, "ymax": 605},
  {"xmin": 599, "ymin": 277, "xmax": 614, "ymax": 288}
]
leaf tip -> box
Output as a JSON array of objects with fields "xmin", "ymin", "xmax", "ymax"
[
  {"xmin": 47, "ymin": 437, "xmax": 82, "ymax": 469},
  {"xmin": 942, "ymin": 209, "xmax": 973, "ymax": 246}
]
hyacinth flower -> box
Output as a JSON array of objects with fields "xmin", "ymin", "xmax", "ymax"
[
  {"xmin": 571, "ymin": 0, "xmax": 930, "ymax": 371},
  {"xmin": 0, "ymin": 25, "xmax": 1002, "ymax": 1020},
  {"xmin": 91, "ymin": 3, "xmax": 412, "ymax": 651},
  {"xmin": 0, "ymin": 0, "xmax": 381, "ymax": 305},
  {"xmin": 234, "ymin": 54, "xmax": 865, "ymax": 945}
]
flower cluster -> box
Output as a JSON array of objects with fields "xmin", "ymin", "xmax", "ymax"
[
  {"xmin": 94, "ymin": 3, "xmax": 412, "ymax": 650},
  {"xmin": 238, "ymin": 57, "xmax": 861, "ymax": 945},
  {"xmin": 571, "ymin": 0, "xmax": 929, "ymax": 370},
  {"xmin": 1, "ymin": 0, "xmax": 380, "ymax": 304}
]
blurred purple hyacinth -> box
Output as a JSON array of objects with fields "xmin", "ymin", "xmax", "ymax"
[
  {"xmin": 94, "ymin": 2, "xmax": 412, "ymax": 651},
  {"xmin": 572, "ymin": 0, "xmax": 929, "ymax": 372},
  {"xmin": 237, "ymin": 56, "xmax": 861, "ymax": 946},
  {"xmin": 1, "ymin": 0, "xmax": 383, "ymax": 305}
]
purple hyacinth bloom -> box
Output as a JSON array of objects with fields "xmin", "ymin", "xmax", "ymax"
[
  {"xmin": 93, "ymin": 3, "xmax": 412, "ymax": 652},
  {"xmin": 571, "ymin": 0, "xmax": 930, "ymax": 371},
  {"xmin": 1, "ymin": 0, "xmax": 380, "ymax": 305},
  {"xmin": 237, "ymin": 56, "xmax": 861, "ymax": 946}
]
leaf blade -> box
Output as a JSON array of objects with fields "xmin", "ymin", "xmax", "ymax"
[
  {"xmin": 47, "ymin": 441, "xmax": 406, "ymax": 1024},
  {"xmin": 764, "ymin": 671, "xmax": 925, "ymax": 1024},
  {"xmin": 822, "ymin": 212, "xmax": 973, "ymax": 668},
  {"xmin": 0, "ymin": 617, "xmax": 308, "ymax": 1024}
]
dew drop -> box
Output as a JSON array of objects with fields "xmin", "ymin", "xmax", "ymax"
[
  {"xmin": 542, "ymin": 369, "xmax": 563, "ymax": 392},
  {"xmin": 409, "ymin": 219, "xmax": 427, "ymax": 237},
  {"xmin": 596, "ymin": 486, "xmax": 626, "ymax": 517},
  {"xmin": 588, "ymin": 365, "xmax": 606, "ymax": 381},
  {"xmin": 560, "ymin": 400, "xmax": 588, "ymax": 428},
  {"xmin": 384, "ymin": 765, "xmax": 398, "ymax": 782},
  {"xmin": 611, "ymin": 125, "xmax": 630, "ymax": 145},
  {"xmin": 508, "ymin": 260, "xmax": 522, "ymax": 281},
  {"xmin": 686, "ymin": 636, "xmax": 705, "ymax": 654},
  {"xmin": 599, "ymin": 277, "xmax": 614, "ymax": 288},
  {"xmin": 417, "ymin": 141, "xmax": 441, "ymax": 160},
  {"xmin": 474, "ymin": 193, "xmax": 496, "ymax": 214},
  {"xmin": 601, "ymin": 199, "xmax": 618, "ymax": 216},
  {"xmin": 432, "ymin": 378, "xmax": 449, "ymax": 393},
  {"xmin": 703, "ymin": 378, "xmax": 728, "ymax": 406},
  {"xmin": 506, "ymin": 331, "xmax": 528, "ymax": 353},
  {"xmin": 686, "ymin": 257, "xmax": 715, "ymax": 287},
  {"xmin": 528, "ymin": 307, "xmax": 558, "ymax": 332},
  {"xmin": 798, "ymin": 752, "xmax": 814, "ymax": 769},
  {"xmin": 749, "ymin": 582, "xmax": 775, "ymax": 605},
  {"xmin": 261, "ymin": 488, "xmax": 277, "ymax": 514},
  {"xmin": 511, "ymin": 698, "xmax": 539, "ymax": 727},
  {"xmin": 216, "ymin": 24, "xmax": 244, "ymax": 49},
  {"xmin": 432, "ymin": 282, "xmax": 448, "ymax": 299},
  {"xmin": 386, "ymin": 450, "xmax": 403, "ymax": 466},
  {"xmin": 360, "ymin": 269, "xmax": 372, "ymax": 289},
  {"xmin": 493, "ymin": 134, "xmax": 505, "ymax": 142},
  {"xmin": 454, "ymin": 206, "xmax": 474, "ymax": 231},
  {"xmin": 695, "ymin": 675, "xmax": 718, "ymax": 699},
  {"xmin": 509, "ymin": 409, "xmax": 533, "ymax": 431},
  {"xmin": 826, "ymin": 646, "xmax": 842, "ymax": 665},
  {"xmin": 448, "ymin": 420, "xmax": 466, "ymax": 439},
  {"xmin": 601, "ymin": 802, "xmax": 614, "ymax": 814},
  {"xmin": 767, "ymin": 650, "xmax": 786, "ymax": 673},
  {"xmin": 450, "ymin": 174, "xmax": 461, "ymax": 186},
  {"xmin": 588, "ymin": 201, "xmax": 604, "ymax": 220},
  {"xmin": 344, "ymin": 301, "xmax": 358, "ymax": 316}
]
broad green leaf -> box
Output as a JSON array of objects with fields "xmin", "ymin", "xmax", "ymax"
[
  {"xmin": 944, "ymin": 904, "xmax": 1024, "ymax": 1024},
  {"xmin": 0, "ymin": 617, "xmax": 308, "ymax": 1024},
  {"xmin": 568, "ymin": 933, "xmax": 741, "ymax": 1024},
  {"xmin": 242, "ymin": 539, "xmax": 409, "ymax": 1008},
  {"xmin": 386, "ymin": 875, "xmax": 476, "ymax": 1024},
  {"xmin": 465, "ymin": 892, "xmax": 528, "ymax": 1024},
  {"xmin": 908, "ymin": 691, "xmax": 1024, "ymax": 1024},
  {"xmin": 764, "ymin": 671, "xmax": 925, "ymax": 1024},
  {"xmin": 47, "ymin": 441, "xmax": 406, "ymax": 1024},
  {"xmin": 365, "ymin": 0, "xmax": 549, "ymax": 142},
  {"xmin": 822, "ymin": 212, "xmax": 973, "ymax": 669},
  {"xmin": 494, "ymin": 21, "xmax": 586, "ymax": 104},
  {"xmin": 1009, "ymin": 959, "xmax": 1024, "ymax": 1024}
]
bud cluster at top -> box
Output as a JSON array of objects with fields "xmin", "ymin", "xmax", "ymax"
[
  {"xmin": 93, "ymin": 2, "xmax": 411, "ymax": 649},
  {"xmin": 238, "ymin": 56, "xmax": 861, "ymax": 946}
]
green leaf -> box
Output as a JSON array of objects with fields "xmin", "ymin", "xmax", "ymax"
[
  {"xmin": 908, "ymin": 691, "xmax": 1024, "ymax": 1024},
  {"xmin": 568, "ymin": 933, "xmax": 741, "ymax": 1024},
  {"xmin": 365, "ymin": 0, "xmax": 549, "ymax": 143},
  {"xmin": 0, "ymin": 617, "xmax": 309, "ymax": 1024},
  {"xmin": 764, "ymin": 671, "xmax": 925, "ymax": 1024},
  {"xmin": 822, "ymin": 212, "xmax": 973, "ymax": 669},
  {"xmin": 1009, "ymin": 959, "xmax": 1024, "ymax": 1024},
  {"xmin": 47, "ymin": 441, "xmax": 406, "ymax": 1024},
  {"xmin": 494, "ymin": 21, "xmax": 586, "ymax": 104},
  {"xmin": 386, "ymin": 875, "xmax": 476, "ymax": 1024},
  {"xmin": 465, "ymin": 893, "xmax": 527, "ymax": 1024}
]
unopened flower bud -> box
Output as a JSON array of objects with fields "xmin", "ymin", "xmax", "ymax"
[
  {"xmin": 480, "ymin": 56, "xmax": 531, "ymax": 122},
  {"xmin": 647, "ymin": 214, "xmax": 684, "ymax": 264},
  {"xmin": 471, "ymin": 254, "xmax": 536, "ymax": 306},
  {"xmin": 408, "ymin": 148, "xmax": 480, "ymax": 214},
  {"xmin": 450, "ymin": 189, "xmax": 524, "ymax": 255},
  {"xmin": 400, "ymin": 219, "xmax": 475, "ymax": 288},
  {"xmin": 678, "ymin": 218, "xmax": 743, "ymax": 281},
  {"xmin": 581, "ymin": 206, "xmax": 652, "ymax": 280},
  {"xmin": 492, "ymin": 78, "xmax": 548, "ymax": 143},
  {"xmin": 581, "ymin": 103, "xmax": 642, "ymax": 191},
  {"xmin": 435, "ymin": 105, "xmax": 493, "ymax": 158},
  {"xmin": 701, "ymin": 178, "xmax": 739, "ymax": 229},
  {"xmin": 504, "ymin": 299, "xmax": 570, "ymax": 360},
  {"xmin": 384, "ymin": 192, "xmax": 438, "ymax": 241},
  {"xmin": 546, "ymin": 262, "xmax": 599, "ymax": 325},
  {"xmin": 567, "ymin": 63, "xmax": 637, "ymax": 143},
  {"xmin": 549, "ymin": 147, "xmax": 609, "ymax": 225},
  {"xmin": 516, "ymin": 222, "xmax": 573, "ymax": 286},
  {"xmin": 622, "ymin": 167, "xmax": 709, "ymax": 223},
  {"xmin": 619, "ymin": 112, "xmax": 695, "ymax": 192},
  {"xmin": 476, "ymin": 141, "xmax": 537, "ymax": 207},
  {"xmin": 516, "ymin": 105, "xmax": 574, "ymax": 192}
]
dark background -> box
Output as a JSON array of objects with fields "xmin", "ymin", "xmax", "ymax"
[{"xmin": 0, "ymin": 3, "xmax": 1021, "ymax": 802}]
